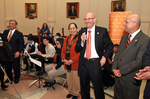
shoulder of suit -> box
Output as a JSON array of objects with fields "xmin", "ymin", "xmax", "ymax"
[
  {"xmin": 96, "ymin": 26, "xmax": 107, "ymax": 30},
  {"xmin": 140, "ymin": 32, "xmax": 150, "ymax": 39}
]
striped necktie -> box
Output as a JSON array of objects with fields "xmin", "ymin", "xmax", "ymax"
[{"xmin": 125, "ymin": 34, "xmax": 131, "ymax": 49}]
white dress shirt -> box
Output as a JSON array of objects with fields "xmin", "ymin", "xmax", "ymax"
[
  {"xmin": 129, "ymin": 28, "xmax": 141, "ymax": 42},
  {"xmin": 7, "ymin": 29, "xmax": 16, "ymax": 39},
  {"xmin": 25, "ymin": 41, "xmax": 38, "ymax": 55},
  {"xmin": 84, "ymin": 25, "xmax": 99, "ymax": 58}
]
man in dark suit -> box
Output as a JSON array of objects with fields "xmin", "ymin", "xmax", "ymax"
[
  {"xmin": 68, "ymin": 5, "xmax": 77, "ymax": 16},
  {"xmin": 135, "ymin": 41, "xmax": 150, "ymax": 99},
  {"xmin": 2, "ymin": 20, "xmax": 24, "ymax": 84},
  {"xmin": 75, "ymin": 12, "xmax": 113, "ymax": 99},
  {"xmin": 112, "ymin": 14, "xmax": 150, "ymax": 99}
]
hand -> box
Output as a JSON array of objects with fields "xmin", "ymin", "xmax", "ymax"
[
  {"xmin": 142, "ymin": 66, "xmax": 150, "ymax": 72},
  {"xmin": 135, "ymin": 66, "xmax": 150, "ymax": 76},
  {"xmin": 64, "ymin": 59, "xmax": 70, "ymax": 65},
  {"xmin": 108, "ymin": 58, "xmax": 113, "ymax": 64},
  {"xmin": 134, "ymin": 71, "xmax": 150, "ymax": 80},
  {"xmin": 14, "ymin": 52, "xmax": 20, "ymax": 58},
  {"xmin": 44, "ymin": 31, "xmax": 47, "ymax": 33},
  {"xmin": 37, "ymin": 51, "xmax": 42, "ymax": 56},
  {"xmin": 51, "ymin": 64, "xmax": 56, "ymax": 70},
  {"xmin": 100, "ymin": 56, "xmax": 106, "ymax": 67},
  {"xmin": 23, "ymin": 53, "xmax": 28, "ymax": 57},
  {"xmin": 68, "ymin": 60, "xmax": 73, "ymax": 65},
  {"xmin": 81, "ymin": 33, "xmax": 87, "ymax": 45},
  {"xmin": 113, "ymin": 69, "xmax": 121, "ymax": 77}
]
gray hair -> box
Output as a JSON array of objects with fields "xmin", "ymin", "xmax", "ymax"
[{"xmin": 9, "ymin": 20, "xmax": 18, "ymax": 25}]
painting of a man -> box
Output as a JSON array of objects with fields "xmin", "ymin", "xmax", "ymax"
[
  {"xmin": 111, "ymin": 1, "xmax": 125, "ymax": 12},
  {"xmin": 27, "ymin": 4, "xmax": 36, "ymax": 16},
  {"xmin": 68, "ymin": 5, "xmax": 77, "ymax": 16},
  {"xmin": 25, "ymin": 3, "xmax": 37, "ymax": 18}
]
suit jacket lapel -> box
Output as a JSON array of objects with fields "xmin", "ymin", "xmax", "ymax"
[
  {"xmin": 95, "ymin": 26, "xmax": 98, "ymax": 49},
  {"xmin": 121, "ymin": 31, "xmax": 142, "ymax": 57}
]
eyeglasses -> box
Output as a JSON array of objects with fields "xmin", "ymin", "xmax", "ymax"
[
  {"xmin": 83, "ymin": 18, "xmax": 94, "ymax": 21},
  {"xmin": 56, "ymin": 43, "xmax": 60, "ymax": 45},
  {"xmin": 125, "ymin": 20, "xmax": 135, "ymax": 24}
]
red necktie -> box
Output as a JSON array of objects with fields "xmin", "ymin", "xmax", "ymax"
[
  {"xmin": 125, "ymin": 34, "xmax": 131, "ymax": 49},
  {"xmin": 8, "ymin": 30, "xmax": 12, "ymax": 42},
  {"xmin": 86, "ymin": 30, "xmax": 91, "ymax": 59}
]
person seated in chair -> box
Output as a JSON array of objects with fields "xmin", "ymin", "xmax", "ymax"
[
  {"xmin": 0, "ymin": 36, "xmax": 13, "ymax": 89},
  {"xmin": 35, "ymin": 37, "xmax": 56, "ymax": 76},
  {"xmin": 43, "ymin": 38, "xmax": 66, "ymax": 87},
  {"xmin": 107, "ymin": 44, "xmax": 119, "ymax": 69},
  {"xmin": 23, "ymin": 36, "xmax": 38, "ymax": 71}
]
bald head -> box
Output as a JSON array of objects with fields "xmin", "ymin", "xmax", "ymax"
[
  {"xmin": 85, "ymin": 12, "xmax": 95, "ymax": 18},
  {"xmin": 124, "ymin": 14, "xmax": 141, "ymax": 33},
  {"xmin": 84, "ymin": 12, "xmax": 96, "ymax": 29},
  {"xmin": 128, "ymin": 14, "xmax": 141, "ymax": 27}
]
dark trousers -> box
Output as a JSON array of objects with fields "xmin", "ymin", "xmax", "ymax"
[
  {"xmin": 80, "ymin": 58, "xmax": 104, "ymax": 99},
  {"xmin": 5, "ymin": 57, "xmax": 20, "ymax": 80},
  {"xmin": 144, "ymin": 80, "xmax": 150, "ymax": 99},
  {"xmin": 23, "ymin": 54, "xmax": 38, "ymax": 68},
  {"xmin": 0, "ymin": 65, "xmax": 4, "ymax": 85},
  {"xmin": 35, "ymin": 56, "xmax": 45, "ymax": 71},
  {"xmin": 114, "ymin": 80, "xmax": 139, "ymax": 99}
]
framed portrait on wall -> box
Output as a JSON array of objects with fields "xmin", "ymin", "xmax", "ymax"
[
  {"xmin": 111, "ymin": 1, "xmax": 126, "ymax": 12},
  {"xmin": 67, "ymin": 2, "xmax": 79, "ymax": 18},
  {"xmin": 25, "ymin": 3, "xmax": 37, "ymax": 18}
]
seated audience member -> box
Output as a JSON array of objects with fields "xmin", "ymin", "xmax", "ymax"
[
  {"xmin": 43, "ymin": 34, "xmax": 55, "ymax": 44},
  {"xmin": 40, "ymin": 23, "xmax": 50, "ymax": 38},
  {"xmin": 36, "ymin": 37, "xmax": 56, "ymax": 75},
  {"xmin": 53, "ymin": 32, "xmax": 62, "ymax": 43},
  {"xmin": 107, "ymin": 44, "xmax": 119, "ymax": 69},
  {"xmin": 0, "ymin": 37, "xmax": 13, "ymax": 89},
  {"xmin": 43, "ymin": 38, "xmax": 66, "ymax": 87},
  {"xmin": 23, "ymin": 36, "xmax": 38, "ymax": 70}
]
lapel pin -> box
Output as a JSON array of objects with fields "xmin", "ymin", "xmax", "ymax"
[
  {"xmin": 135, "ymin": 40, "xmax": 137, "ymax": 42},
  {"xmin": 97, "ymin": 32, "xmax": 99, "ymax": 34}
]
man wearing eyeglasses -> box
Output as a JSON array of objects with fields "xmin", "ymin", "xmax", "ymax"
[
  {"xmin": 75, "ymin": 12, "xmax": 113, "ymax": 99},
  {"xmin": 112, "ymin": 14, "xmax": 150, "ymax": 99}
]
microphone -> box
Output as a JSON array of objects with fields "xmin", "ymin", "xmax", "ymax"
[{"xmin": 83, "ymin": 27, "xmax": 87, "ymax": 43}]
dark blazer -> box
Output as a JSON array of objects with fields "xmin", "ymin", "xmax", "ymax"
[
  {"xmin": 142, "ymin": 40, "xmax": 150, "ymax": 98},
  {"xmin": 75, "ymin": 26, "xmax": 113, "ymax": 74},
  {"xmin": 112, "ymin": 30, "xmax": 150, "ymax": 90},
  {"xmin": 68, "ymin": 9, "xmax": 77, "ymax": 16},
  {"xmin": 2, "ymin": 29, "xmax": 24, "ymax": 54}
]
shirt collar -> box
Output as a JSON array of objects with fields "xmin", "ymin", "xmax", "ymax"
[
  {"xmin": 130, "ymin": 28, "xmax": 140, "ymax": 37},
  {"xmin": 87, "ymin": 25, "xmax": 95, "ymax": 33}
]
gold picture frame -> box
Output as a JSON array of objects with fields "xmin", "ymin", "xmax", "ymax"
[
  {"xmin": 25, "ymin": 3, "xmax": 37, "ymax": 18},
  {"xmin": 67, "ymin": 2, "xmax": 79, "ymax": 18},
  {"xmin": 111, "ymin": 1, "xmax": 126, "ymax": 12}
]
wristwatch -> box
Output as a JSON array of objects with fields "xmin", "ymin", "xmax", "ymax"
[{"xmin": 62, "ymin": 59, "xmax": 64, "ymax": 62}]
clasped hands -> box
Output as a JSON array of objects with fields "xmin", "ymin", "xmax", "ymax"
[
  {"xmin": 134, "ymin": 66, "xmax": 150, "ymax": 80},
  {"xmin": 113, "ymin": 69, "xmax": 121, "ymax": 77},
  {"xmin": 64, "ymin": 59, "xmax": 73, "ymax": 66}
]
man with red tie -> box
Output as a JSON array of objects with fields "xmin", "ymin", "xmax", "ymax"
[
  {"xmin": 112, "ymin": 14, "xmax": 150, "ymax": 99},
  {"xmin": 2, "ymin": 20, "xmax": 24, "ymax": 84},
  {"xmin": 75, "ymin": 12, "xmax": 113, "ymax": 99}
]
